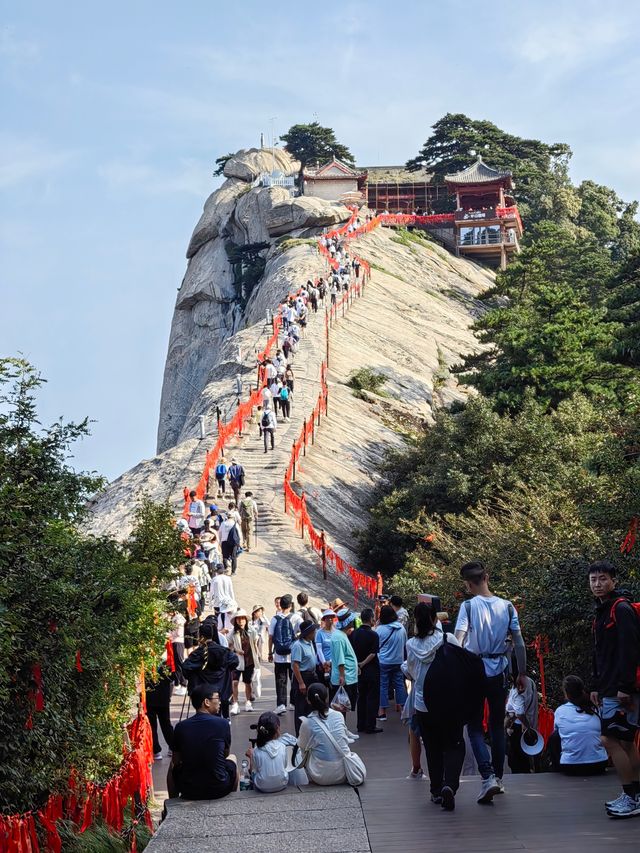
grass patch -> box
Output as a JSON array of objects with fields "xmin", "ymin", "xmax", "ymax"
[
  {"xmin": 348, "ymin": 367, "xmax": 389, "ymax": 399},
  {"xmin": 390, "ymin": 227, "xmax": 434, "ymax": 249},
  {"xmin": 369, "ymin": 262, "xmax": 407, "ymax": 282},
  {"xmin": 273, "ymin": 236, "xmax": 317, "ymax": 254}
]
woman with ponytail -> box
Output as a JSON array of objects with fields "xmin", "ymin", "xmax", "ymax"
[
  {"xmin": 246, "ymin": 711, "xmax": 297, "ymax": 792},
  {"xmin": 551, "ymin": 675, "xmax": 608, "ymax": 774},
  {"xmin": 297, "ymin": 683, "xmax": 364, "ymax": 785}
]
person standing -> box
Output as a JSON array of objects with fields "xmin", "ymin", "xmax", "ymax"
[
  {"xmin": 181, "ymin": 623, "xmax": 239, "ymax": 719},
  {"xmin": 268, "ymin": 595, "xmax": 301, "ymax": 715},
  {"xmin": 218, "ymin": 509, "xmax": 241, "ymax": 575},
  {"xmin": 350, "ymin": 608, "xmax": 382, "ymax": 734},
  {"xmin": 406, "ymin": 603, "xmax": 464, "ymax": 812},
  {"xmin": 291, "ymin": 621, "xmax": 321, "ymax": 734},
  {"xmin": 227, "ymin": 458, "xmax": 245, "ymax": 506},
  {"xmin": 210, "ymin": 564, "xmax": 236, "ymax": 620},
  {"xmin": 169, "ymin": 606, "xmax": 188, "ymax": 695},
  {"xmin": 316, "ymin": 610, "xmax": 335, "ymax": 685},
  {"xmin": 454, "ymin": 560, "xmax": 526, "ymax": 804},
  {"xmin": 251, "ymin": 605, "xmax": 269, "ymax": 660},
  {"xmin": 187, "ymin": 490, "xmax": 206, "ymax": 537},
  {"xmin": 390, "ymin": 595, "xmax": 409, "ymax": 629},
  {"xmin": 330, "ymin": 610, "xmax": 359, "ymax": 714},
  {"xmin": 228, "ymin": 610, "xmax": 260, "ymax": 714},
  {"xmin": 146, "ymin": 662, "xmax": 175, "ymax": 761},
  {"xmin": 279, "ymin": 384, "xmax": 291, "ymax": 421},
  {"xmin": 261, "ymin": 407, "xmax": 277, "ymax": 453},
  {"xmin": 589, "ymin": 560, "xmax": 640, "ymax": 818},
  {"xmin": 375, "ymin": 605, "xmax": 408, "ymax": 721},
  {"xmin": 239, "ymin": 491, "xmax": 258, "ymax": 552},
  {"xmin": 296, "ymin": 592, "xmax": 322, "ymax": 625},
  {"xmin": 213, "ymin": 458, "xmax": 228, "ymax": 497}
]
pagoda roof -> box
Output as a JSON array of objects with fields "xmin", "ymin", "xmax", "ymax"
[
  {"xmin": 444, "ymin": 157, "xmax": 512, "ymax": 186},
  {"xmin": 304, "ymin": 157, "xmax": 366, "ymax": 180}
]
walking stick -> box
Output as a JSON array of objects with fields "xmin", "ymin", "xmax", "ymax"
[
  {"xmin": 178, "ymin": 685, "xmax": 189, "ymax": 723},
  {"xmin": 254, "ymin": 516, "xmax": 258, "ymax": 550}
]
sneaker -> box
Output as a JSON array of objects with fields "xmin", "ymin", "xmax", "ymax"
[
  {"xmin": 430, "ymin": 794, "xmax": 443, "ymax": 805},
  {"xmin": 406, "ymin": 769, "xmax": 424, "ymax": 780},
  {"xmin": 606, "ymin": 793, "xmax": 640, "ymax": 818},
  {"xmin": 153, "ymin": 751, "xmax": 163, "ymax": 760},
  {"xmin": 441, "ymin": 786, "xmax": 455, "ymax": 812},
  {"xmin": 275, "ymin": 704, "xmax": 287, "ymax": 715},
  {"xmin": 495, "ymin": 777, "xmax": 505, "ymax": 794},
  {"xmin": 376, "ymin": 713, "xmax": 387, "ymax": 721},
  {"xmin": 173, "ymin": 686, "xmax": 187, "ymax": 696},
  {"xmin": 229, "ymin": 702, "xmax": 240, "ymax": 716},
  {"xmin": 244, "ymin": 701, "xmax": 253, "ymax": 712},
  {"xmin": 605, "ymin": 792, "xmax": 627, "ymax": 809},
  {"xmin": 477, "ymin": 775, "xmax": 501, "ymax": 804}
]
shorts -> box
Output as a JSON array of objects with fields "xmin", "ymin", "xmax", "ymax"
[
  {"xmin": 409, "ymin": 714, "xmax": 421, "ymax": 737},
  {"xmin": 233, "ymin": 665, "xmax": 255, "ymax": 685},
  {"xmin": 601, "ymin": 694, "xmax": 640, "ymax": 741}
]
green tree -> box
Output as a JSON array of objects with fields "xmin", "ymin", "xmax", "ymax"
[
  {"xmin": 280, "ymin": 122, "xmax": 355, "ymax": 171},
  {"xmin": 0, "ymin": 358, "xmax": 184, "ymax": 813},
  {"xmin": 406, "ymin": 113, "xmax": 572, "ymax": 223},
  {"xmin": 607, "ymin": 251, "xmax": 640, "ymax": 367},
  {"xmin": 213, "ymin": 152, "xmax": 234, "ymax": 177},
  {"xmin": 455, "ymin": 223, "xmax": 618, "ymax": 411}
]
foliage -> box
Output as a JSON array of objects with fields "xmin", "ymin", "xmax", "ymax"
[
  {"xmin": 455, "ymin": 222, "xmax": 620, "ymax": 412},
  {"xmin": 347, "ymin": 367, "xmax": 388, "ymax": 398},
  {"xmin": 213, "ymin": 153, "xmax": 234, "ymax": 177},
  {"xmin": 58, "ymin": 818, "xmax": 152, "ymax": 852},
  {"xmin": 280, "ymin": 122, "xmax": 355, "ymax": 170},
  {"xmin": 0, "ymin": 359, "xmax": 184, "ymax": 813},
  {"xmin": 225, "ymin": 241, "xmax": 269, "ymax": 306},
  {"xmin": 607, "ymin": 251, "xmax": 640, "ymax": 367}
]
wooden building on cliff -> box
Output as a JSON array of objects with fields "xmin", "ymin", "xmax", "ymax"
[
  {"xmin": 444, "ymin": 157, "xmax": 523, "ymax": 269},
  {"xmin": 302, "ymin": 158, "xmax": 367, "ymax": 204}
]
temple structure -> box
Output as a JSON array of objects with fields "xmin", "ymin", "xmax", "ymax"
[
  {"xmin": 444, "ymin": 157, "xmax": 523, "ymax": 269},
  {"xmin": 302, "ymin": 158, "xmax": 367, "ymax": 204}
]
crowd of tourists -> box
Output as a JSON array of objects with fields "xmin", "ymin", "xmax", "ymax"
[{"xmin": 148, "ymin": 559, "xmax": 639, "ymax": 819}]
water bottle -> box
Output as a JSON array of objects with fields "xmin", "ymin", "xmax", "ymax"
[{"xmin": 240, "ymin": 758, "xmax": 252, "ymax": 790}]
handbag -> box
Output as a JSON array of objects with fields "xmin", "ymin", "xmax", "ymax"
[{"xmin": 318, "ymin": 720, "xmax": 366, "ymax": 786}]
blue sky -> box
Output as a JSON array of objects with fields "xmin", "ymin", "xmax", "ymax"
[{"xmin": 2, "ymin": 1, "xmax": 639, "ymax": 480}]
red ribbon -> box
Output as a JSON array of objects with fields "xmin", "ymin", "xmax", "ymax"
[
  {"xmin": 165, "ymin": 640, "xmax": 176, "ymax": 673},
  {"xmin": 75, "ymin": 651, "xmax": 83, "ymax": 673}
]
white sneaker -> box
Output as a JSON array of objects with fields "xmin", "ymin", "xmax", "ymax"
[
  {"xmin": 406, "ymin": 769, "xmax": 424, "ymax": 780},
  {"xmin": 244, "ymin": 701, "xmax": 253, "ymax": 712},
  {"xmin": 607, "ymin": 793, "xmax": 640, "ymax": 818},
  {"xmin": 288, "ymin": 703, "xmax": 296, "ymax": 711},
  {"xmin": 229, "ymin": 702, "xmax": 240, "ymax": 716},
  {"xmin": 495, "ymin": 777, "xmax": 505, "ymax": 794},
  {"xmin": 174, "ymin": 686, "xmax": 187, "ymax": 696},
  {"xmin": 153, "ymin": 751, "xmax": 163, "ymax": 760},
  {"xmin": 275, "ymin": 704, "xmax": 287, "ymax": 715},
  {"xmin": 477, "ymin": 775, "xmax": 501, "ymax": 804},
  {"xmin": 605, "ymin": 791, "xmax": 626, "ymax": 809}
]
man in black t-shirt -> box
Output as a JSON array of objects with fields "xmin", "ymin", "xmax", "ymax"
[
  {"xmin": 350, "ymin": 608, "xmax": 382, "ymax": 734},
  {"xmin": 167, "ymin": 685, "xmax": 238, "ymax": 800}
]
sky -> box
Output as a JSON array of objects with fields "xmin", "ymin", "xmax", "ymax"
[{"xmin": 2, "ymin": 1, "xmax": 639, "ymax": 481}]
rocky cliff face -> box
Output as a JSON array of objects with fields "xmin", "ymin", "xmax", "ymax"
[{"xmin": 157, "ymin": 147, "xmax": 350, "ymax": 454}]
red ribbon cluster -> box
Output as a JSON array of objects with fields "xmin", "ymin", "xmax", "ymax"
[
  {"xmin": 620, "ymin": 516, "xmax": 637, "ymax": 554},
  {"xmin": 0, "ymin": 715, "xmax": 154, "ymax": 852},
  {"xmin": 529, "ymin": 634, "xmax": 554, "ymax": 745}
]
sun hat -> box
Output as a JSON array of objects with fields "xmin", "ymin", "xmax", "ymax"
[
  {"xmin": 331, "ymin": 598, "xmax": 345, "ymax": 610},
  {"xmin": 299, "ymin": 620, "xmax": 316, "ymax": 638},
  {"xmin": 231, "ymin": 609, "xmax": 248, "ymax": 624},
  {"xmin": 337, "ymin": 612, "xmax": 356, "ymax": 630},
  {"xmin": 251, "ymin": 604, "xmax": 264, "ymax": 616},
  {"xmin": 520, "ymin": 728, "xmax": 544, "ymax": 756},
  {"xmin": 321, "ymin": 609, "xmax": 336, "ymax": 619}
]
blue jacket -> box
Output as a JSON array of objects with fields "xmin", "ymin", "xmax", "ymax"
[{"xmin": 375, "ymin": 622, "xmax": 407, "ymax": 665}]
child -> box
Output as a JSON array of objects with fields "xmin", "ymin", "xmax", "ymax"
[{"xmin": 246, "ymin": 711, "xmax": 297, "ymax": 792}]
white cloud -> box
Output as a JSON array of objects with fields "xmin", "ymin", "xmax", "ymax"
[{"xmin": 0, "ymin": 134, "xmax": 77, "ymax": 190}]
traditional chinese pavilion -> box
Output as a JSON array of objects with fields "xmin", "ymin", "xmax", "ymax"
[
  {"xmin": 444, "ymin": 156, "xmax": 523, "ymax": 269},
  {"xmin": 303, "ymin": 157, "xmax": 367, "ymax": 203}
]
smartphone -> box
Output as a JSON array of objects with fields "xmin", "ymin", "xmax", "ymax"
[{"xmin": 418, "ymin": 593, "xmax": 441, "ymax": 613}]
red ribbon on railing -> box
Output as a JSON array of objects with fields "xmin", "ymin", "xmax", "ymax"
[{"xmin": 621, "ymin": 516, "xmax": 638, "ymax": 554}]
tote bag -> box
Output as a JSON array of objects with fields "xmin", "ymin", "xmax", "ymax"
[{"xmin": 318, "ymin": 720, "xmax": 366, "ymax": 787}]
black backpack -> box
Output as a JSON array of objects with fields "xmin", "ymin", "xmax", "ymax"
[{"xmin": 423, "ymin": 633, "xmax": 486, "ymax": 727}]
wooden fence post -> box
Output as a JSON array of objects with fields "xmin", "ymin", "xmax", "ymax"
[{"xmin": 292, "ymin": 442, "xmax": 297, "ymax": 481}]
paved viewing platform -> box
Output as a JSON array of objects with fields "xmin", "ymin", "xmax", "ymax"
[{"xmin": 148, "ymin": 668, "xmax": 639, "ymax": 852}]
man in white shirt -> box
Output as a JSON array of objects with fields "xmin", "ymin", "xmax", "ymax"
[
  {"xmin": 187, "ymin": 490, "xmax": 206, "ymax": 535},
  {"xmin": 268, "ymin": 594, "xmax": 303, "ymax": 714},
  {"xmin": 261, "ymin": 384, "xmax": 273, "ymax": 409},
  {"xmin": 218, "ymin": 507, "xmax": 241, "ymax": 574},
  {"xmin": 455, "ymin": 560, "xmax": 526, "ymax": 804},
  {"xmin": 265, "ymin": 360, "xmax": 277, "ymax": 382}
]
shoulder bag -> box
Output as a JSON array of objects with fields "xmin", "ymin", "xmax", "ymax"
[{"xmin": 318, "ymin": 719, "xmax": 366, "ymax": 786}]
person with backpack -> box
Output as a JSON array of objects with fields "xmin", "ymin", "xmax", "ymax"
[
  {"xmin": 218, "ymin": 508, "xmax": 242, "ymax": 575},
  {"xmin": 403, "ymin": 602, "xmax": 464, "ymax": 811},
  {"xmin": 454, "ymin": 560, "xmax": 526, "ymax": 804},
  {"xmin": 213, "ymin": 459, "xmax": 228, "ymax": 497},
  {"xmin": 262, "ymin": 407, "xmax": 277, "ymax": 453},
  {"xmin": 279, "ymin": 383, "xmax": 291, "ymax": 422},
  {"xmin": 588, "ymin": 560, "xmax": 640, "ymax": 818},
  {"xmin": 296, "ymin": 592, "xmax": 322, "ymax": 624},
  {"xmin": 227, "ymin": 458, "xmax": 245, "ymax": 505},
  {"xmin": 268, "ymin": 594, "xmax": 302, "ymax": 715},
  {"xmin": 375, "ymin": 605, "xmax": 408, "ymax": 721},
  {"xmin": 239, "ymin": 492, "xmax": 258, "ymax": 552},
  {"xmin": 350, "ymin": 608, "xmax": 382, "ymax": 735},
  {"xmin": 181, "ymin": 621, "xmax": 239, "ymax": 719}
]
